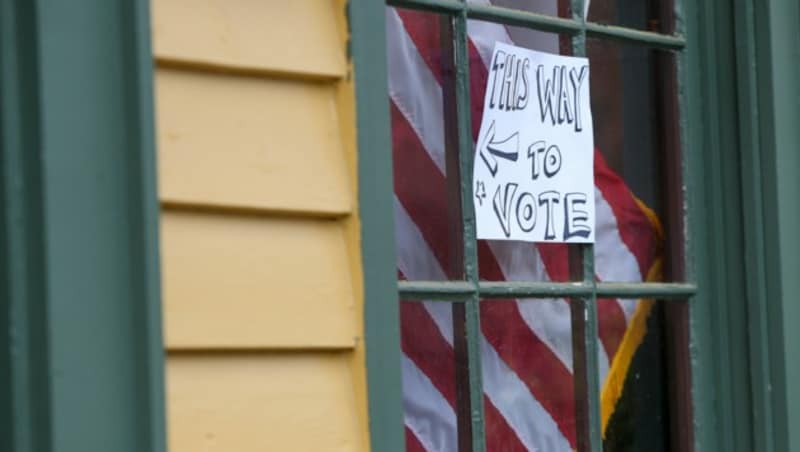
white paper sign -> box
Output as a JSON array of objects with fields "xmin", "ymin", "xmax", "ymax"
[{"xmin": 473, "ymin": 42, "xmax": 595, "ymax": 243}]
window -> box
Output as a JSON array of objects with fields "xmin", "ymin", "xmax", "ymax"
[{"xmin": 385, "ymin": 1, "xmax": 695, "ymax": 451}]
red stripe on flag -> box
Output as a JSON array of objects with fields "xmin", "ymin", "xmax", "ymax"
[
  {"xmin": 484, "ymin": 399, "xmax": 529, "ymax": 452},
  {"xmin": 391, "ymin": 102, "xmax": 451, "ymax": 270},
  {"xmin": 597, "ymin": 297, "xmax": 627, "ymax": 358},
  {"xmin": 396, "ymin": 10, "xmax": 444, "ymax": 84},
  {"xmin": 405, "ymin": 426, "xmax": 428, "ymax": 452},
  {"xmin": 400, "ymin": 301, "xmax": 457, "ymax": 407}
]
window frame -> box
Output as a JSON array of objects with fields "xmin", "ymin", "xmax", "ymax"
[{"xmin": 349, "ymin": 0, "xmax": 800, "ymax": 451}]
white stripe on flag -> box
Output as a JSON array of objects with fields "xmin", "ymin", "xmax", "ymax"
[
  {"xmin": 594, "ymin": 187, "xmax": 643, "ymax": 320},
  {"xmin": 402, "ymin": 354, "xmax": 458, "ymax": 452},
  {"xmin": 465, "ymin": 0, "xmax": 514, "ymax": 65},
  {"xmin": 386, "ymin": 7, "xmax": 446, "ymax": 174},
  {"xmin": 395, "ymin": 198, "xmax": 456, "ymax": 344},
  {"xmin": 481, "ymin": 336, "xmax": 572, "ymax": 452},
  {"xmin": 466, "ymin": 0, "xmax": 558, "ymax": 62},
  {"xmin": 395, "ymin": 197, "xmax": 448, "ymax": 283}
]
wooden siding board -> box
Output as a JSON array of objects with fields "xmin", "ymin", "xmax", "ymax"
[
  {"xmin": 156, "ymin": 68, "xmax": 352, "ymax": 216},
  {"xmin": 151, "ymin": 0, "xmax": 346, "ymax": 78},
  {"xmin": 155, "ymin": 1, "xmax": 369, "ymax": 450},
  {"xmin": 167, "ymin": 353, "xmax": 362, "ymax": 452},
  {"xmin": 161, "ymin": 210, "xmax": 357, "ymax": 349}
]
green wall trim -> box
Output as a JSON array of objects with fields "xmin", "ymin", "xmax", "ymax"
[
  {"xmin": 348, "ymin": 1, "xmax": 406, "ymax": 451},
  {"xmin": 688, "ymin": 0, "xmax": 800, "ymax": 450},
  {"xmin": 751, "ymin": 0, "xmax": 800, "ymax": 450},
  {"xmin": 0, "ymin": 1, "xmax": 166, "ymax": 451},
  {"xmin": 0, "ymin": 2, "xmax": 52, "ymax": 451}
]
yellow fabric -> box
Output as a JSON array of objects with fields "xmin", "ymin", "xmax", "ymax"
[{"xmin": 600, "ymin": 195, "xmax": 665, "ymax": 437}]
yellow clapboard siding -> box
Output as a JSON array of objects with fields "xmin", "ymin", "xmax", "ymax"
[
  {"xmin": 156, "ymin": 68, "xmax": 352, "ymax": 216},
  {"xmin": 151, "ymin": 0, "xmax": 345, "ymax": 78},
  {"xmin": 161, "ymin": 210, "xmax": 357, "ymax": 349},
  {"xmin": 167, "ymin": 353, "xmax": 362, "ymax": 452}
]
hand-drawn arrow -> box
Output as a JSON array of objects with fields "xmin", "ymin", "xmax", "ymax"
[{"xmin": 478, "ymin": 120, "xmax": 520, "ymax": 177}]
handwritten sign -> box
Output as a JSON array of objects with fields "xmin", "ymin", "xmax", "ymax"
[{"xmin": 473, "ymin": 42, "xmax": 595, "ymax": 243}]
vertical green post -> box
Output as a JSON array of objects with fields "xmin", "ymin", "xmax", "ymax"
[
  {"xmin": 453, "ymin": 3, "xmax": 487, "ymax": 451},
  {"xmin": 0, "ymin": 2, "xmax": 51, "ymax": 451},
  {"xmin": 752, "ymin": 1, "xmax": 800, "ymax": 451},
  {"xmin": 349, "ymin": 0, "xmax": 406, "ymax": 450},
  {"xmin": 569, "ymin": 0, "xmax": 602, "ymax": 450},
  {"xmin": 0, "ymin": 1, "xmax": 166, "ymax": 451}
]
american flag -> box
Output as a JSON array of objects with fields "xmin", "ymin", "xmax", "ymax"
[{"xmin": 388, "ymin": 2, "xmax": 663, "ymax": 451}]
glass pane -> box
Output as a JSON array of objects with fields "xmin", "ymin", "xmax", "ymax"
[
  {"xmin": 587, "ymin": 39, "xmax": 682, "ymax": 282},
  {"xmin": 400, "ymin": 299, "xmax": 468, "ymax": 451},
  {"xmin": 480, "ymin": 299, "xmax": 576, "ymax": 451},
  {"xmin": 466, "ymin": 0, "xmax": 571, "ymax": 20},
  {"xmin": 467, "ymin": 22, "xmax": 577, "ymax": 282},
  {"xmin": 599, "ymin": 300, "xmax": 689, "ymax": 451},
  {"xmin": 387, "ymin": 7, "xmax": 461, "ymax": 280},
  {"xmin": 587, "ymin": 0, "xmax": 675, "ymax": 33}
]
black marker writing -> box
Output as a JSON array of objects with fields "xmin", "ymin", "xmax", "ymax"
[
  {"xmin": 569, "ymin": 66, "xmax": 588, "ymax": 132},
  {"xmin": 538, "ymin": 191, "xmax": 560, "ymax": 240},
  {"xmin": 536, "ymin": 64, "xmax": 588, "ymax": 132},
  {"xmin": 488, "ymin": 51, "xmax": 530, "ymax": 111},
  {"xmin": 564, "ymin": 192, "xmax": 591, "ymax": 239},
  {"xmin": 493, "ymin": 183, "xmax": 519, "ymax": 238},
  {"xmin": 527, "ymin": 142, "xmax": 562, "ymax": 180}
]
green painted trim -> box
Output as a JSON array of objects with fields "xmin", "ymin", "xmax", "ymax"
[
  {"xmin": 732, "ymin": 0, "xmax": 775, "ymax": 450},
  {"xmin": 348, "ymin": 1, "xmax": 406, "ymax": 450},
  {"xmin": 0, "ymin": 2, "xmax": 52, "ymax": 451},
  {"xmin": 750, "ymin": 1, "xmax": 800, "ymax": 450},
  {"xmin": 683, "ymin": 0, "xmax": 754, "ymax": 450},
  {"xmin": 0, "ymin": 1, "xmax": 166, "ymax": 451},
  {"xmin": 685, "ymin": 0, "xmax": 800, "ymax": 450},
  {"xmin": 122, "ymin": 1, "xmax": 168, "ymax": 450}
]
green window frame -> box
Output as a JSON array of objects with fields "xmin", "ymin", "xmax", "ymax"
[
  {"xmin": 350, "ymin": 0, "xmax": 800, "ymax": 451},
  {"xmin": 361, "ymin": 0, "xmax": 694, "ymax": 451}
]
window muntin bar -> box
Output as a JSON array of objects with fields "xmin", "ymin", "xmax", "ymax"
[
  {"xmin": 398, "ymin": 281, "xmax": 698, "ymax": 300},
  {"xmin": 568, "ymin": 0, "xmax": 604, "ymax": 448},
  {"xmin": 387, "ymin": 0, "xmax": 686, "ymax": 49},
  {"xmin": 452, "ymin": 6, "xmax": 487, "ymax": 450},
  {"xmin": 586, "ymin": 0, "xmax": 674, "ymax": 34},
  {"xmin": 585, "ymin": 22, "xmax": 682, "ymax": 48}
]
